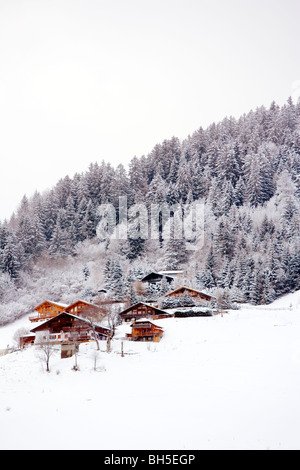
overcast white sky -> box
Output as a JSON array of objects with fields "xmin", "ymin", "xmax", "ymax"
[{"xmin": 0, "ymin": 0, "xmax": 300, "ymax": 221}]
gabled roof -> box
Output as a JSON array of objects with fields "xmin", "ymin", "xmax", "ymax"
[
  {"xmin": 30, "ymin": 311, "xmax": 111, "ymax": 334},
  {"xmin": 141, "ymin": 272, "xmax": 174, "ymax": 282},
  {"xmin": 34, "ymin": 300, "xmax": 68, "ymax": 311},
  {"xmin": 131, "ymin": 318, "xmax": 164, "ymax": 329},
  {"xmin": 65, "ymin": 299, "xmax": 101, "ymax": 311},
  {"xmin": 119, "ymin": 302, "xmax": 170, "ymax": 317},
  {"xmin": 165, "ymin": 286, "xmax": 213, "ymax": 300},
  {"xmin": 158, "ymin": 270, "xmax": 184, "ymax": 276}
]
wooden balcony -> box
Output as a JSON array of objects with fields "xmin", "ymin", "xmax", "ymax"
[
  {"xmin": 29, "ymin": 312, "xmax": 60, "ymax": 323},
  {"xmin": 127, "ymin": 328, "xmax": 163, "ymax": 341}
]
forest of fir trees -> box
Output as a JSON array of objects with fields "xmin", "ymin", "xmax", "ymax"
[{"xmin": 0, "ymin": 97, "xmax": 299, "ymax": 323}]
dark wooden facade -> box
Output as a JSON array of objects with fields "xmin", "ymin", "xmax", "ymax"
[
  {"xmin": 119, "ymin": 302, "xmax": 172, "ymax": 322},
  {"xmin": 30, "ymin": 312, "xmax": 111, "ymax": 344},
  {"xmin": 126, "ymin": 319, "xmax": 164, "ymax": 342},
  {"xmin": 165, "ymin": 286, "xmax": 213, "ymax": 302}
]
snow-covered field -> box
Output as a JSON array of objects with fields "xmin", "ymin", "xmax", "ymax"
[{"xmin": 1, "ymin": 291, "xmax": 300, "ymax": 450}]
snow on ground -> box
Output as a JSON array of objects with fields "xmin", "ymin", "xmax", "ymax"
[{"xmin": 1, "ymin": 291, "xmax": 300, "ymax": 450}]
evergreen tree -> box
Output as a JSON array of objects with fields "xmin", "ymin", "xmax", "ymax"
[
  {"xmin": 164, "ymin": 238, "xmax": 188, "ymax": 270},
  {"xmin": 2, "ymin": 234, "xmax": 21, "ymax": 280},
  {"xmin": 234, "ymin": 177, "xmax": 246, "ymax": 207},
  {"xmin": 200, "ymin": 248, "xmax": 217, "ymax": 289},
  {"xmin": 17, "ymin": 214, "xmax": 46, "ymax": 261},
  {"xmin": 48, "ymin": 210, "xmax": 74, "ymax": 257},
  {"xmin": 175, "ymin": 156, "xmax": 192, "ymax": 204},
  {"xmin": 214, "ymin": 217, "xmax": 235, "ymax": 260},
  {"xmin": 75, "ymin": 197, "xmax": 89, "ymax": 242}
]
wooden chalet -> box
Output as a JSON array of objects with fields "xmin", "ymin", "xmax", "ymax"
[
  {"xmin": 30, "ymin": 312, "xmax": 111, "ymax": 344},
  {"xmin": 119, "ymin": 302, "xmax": 172, "ymax": 323},
  {"xmin": 64, "ymin": 300, "xmax": 105, "ymax": 322},
  {"xmin": 29, "ymin": 301, "xmax": 68, "ymax": 323},
  {"xmin": 126, "ymin": 318, "xmax": 164, "ymax": 342},
  {"xmin": 165, "ymin": 286, "xmax": 213, "ymax": 302}
]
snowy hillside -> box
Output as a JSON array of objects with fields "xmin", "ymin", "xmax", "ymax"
[
  {"xmin": 1, "ymin": 291, "xmax": 300, "ymax": 450},
  {"xmin": 1, "ymin": 98, "xmax": 300, "ymax": 328}
]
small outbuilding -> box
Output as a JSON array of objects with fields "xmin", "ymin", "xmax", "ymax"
[{"xmin": 20, "ymin": 334, "xmax": 36, "ymax": 349}]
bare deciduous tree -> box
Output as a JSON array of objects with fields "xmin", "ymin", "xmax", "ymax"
[{"xmin": 35, "ymin": 332, "xmax": 57, "ymax": 372}]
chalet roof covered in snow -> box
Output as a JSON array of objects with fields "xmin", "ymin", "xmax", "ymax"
[
  {"xmin": 130, "ymin": 318, "xmax": 164, "ymax": 329},
  {"xmin": 141, "ymin": 272, "xmax": 174, "ymax": 283},
  {"xmin": 165, "ymin": 286, "xmax": 214, "ymax": 301},
  {"xmin": 158, "ymin": 270, "xmax": 184, "ymax": 276},
  {"xmin": 30, "ymin": 311, "xmax": 111, "ymax": 335},
  {"xmin": 119, "ymin": 302, "xmax": 171, "ymax": 318},
  {"xmin": 34, "ymin": 300, "xmax": 69, "ymax": 311},
  {"xmin": 65, "ymin": 299, "xmax": 102, "ymax": 311}
]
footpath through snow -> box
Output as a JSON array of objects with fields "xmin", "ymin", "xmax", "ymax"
[{"xmin": 0, "ymin": 291, "xmax": 300, "ymax": 450}]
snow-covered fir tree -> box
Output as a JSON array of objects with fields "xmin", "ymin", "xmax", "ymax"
[{"xmin": 1, "ymin": 97, "xmax": 300, "ymax": 324}]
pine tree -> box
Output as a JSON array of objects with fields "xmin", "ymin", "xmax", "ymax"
[
  {"xmin": 104, "ymin": 259, "xmax": 113, "ymax": 291},
  {"xmin": 2, "ymin": 234, "xmax": 21, "ymax": 280},
  {"xmin": 127, "ymin": 238, "xmax": 145, "ymax": 261},
  {"xmin": 111, "ymin": 260, "xmax": 125, "ymax": 301},
  {"xmin": 200, "ymin": 247, "xmax": 217, "ymax": 289},
  {"xmin": 190, "ymin": 159, "xmax": 208, "ymax": 200},
  {"xmin": 234, "ymin": 177, "xmax": 246, "ymax": 207},
  {"xmin": 75, "ymin": 197, "xmax": 89, "ymax": 242},
  {"xmin": 214, "ymin": 217, "xmax": 235, "ymax": 260},
  {"xmin": 243, "ymin": 152, "xmax": 274, "ymax": 206},
  {"xmin": 40, "ymin": 190, "xmax": 59, "ymax": 242},
  {"xmin": 164, "ymin": 238, "xmax": 188, "ymax": 270},
  {"xmin": 17, "ymin": 214, "xmax": 46, "ymax": 261},
  {"xmin": 48, "ymin": 210, "xmax": 74, "ymax": 258},
  {"xmin": 146, "ymin": 173, "xmax": 167, "ymax": 206},
  {"xmin": 129, "ymin": 156, "xmax": 148, "ymax": 200},
  {"xmin": 175, "ymin": 156, "xmax": 192, "ymax": 204}
]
